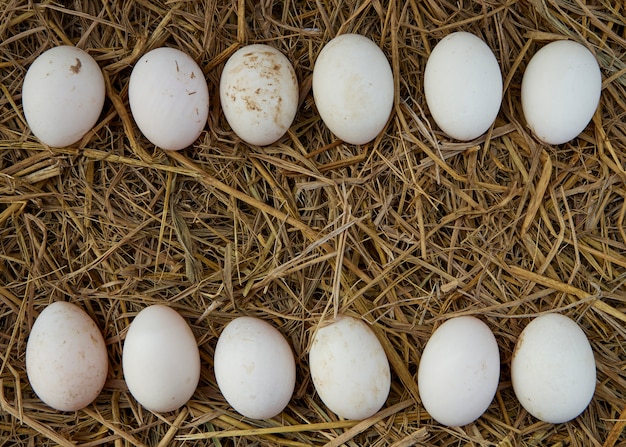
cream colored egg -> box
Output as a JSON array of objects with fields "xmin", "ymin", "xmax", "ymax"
[
  {"xmin": 214, "ymin": 316, "xmax": 296, "ymax": 419},
  {"xmin": 129, "ymin": 47, "xmax": 209, "ymax": 150},
  {"xmin": 511, "ymin": 313, "xmax": 596, "ymax": 423},
  {"xmin": 312, "ymin": 34, "xmax": 394, "ymax": 145},
  {"xmin": 417, "ymin": 316, "xmax": 500, "ymax": 427},
  {"xmin": 309, "ymin": 315, "xmax": 390, "ymax": 420},
  {"xmin": 22, "ymin": 46, "xmax": 105, "ymax": 147},
  {"xmin": 424, "ymin": 32, "xmax": 502, "ymax": 141},
  {"xmin": 26, "ymin": 301, "xmax": 108, "ymax": 411},
  {"xmin": 220, "ymin": 44, "xmax": 299, "ymax": 146},
  {"xmin": 122, "ymin": 305, "xmax": 200, "ymax": 412},
  {"xmin": 521, "ymin": 40, "xmax": 601, "ymax": 145}
]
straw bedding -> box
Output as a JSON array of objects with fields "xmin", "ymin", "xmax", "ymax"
[{"xmin": 1, "ymin": 0, "xmax": 625, "ymax": 446}]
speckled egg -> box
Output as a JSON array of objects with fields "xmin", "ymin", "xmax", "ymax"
[
  {"xmin": 129, "ymin": 47, "xmax": 209, "ymax": 150},
  {"xmin": 26, "ymin": 301, "xmax": 108, "ymax": 411},
  {"xmin": 309, "ymin": 315, "xmax": 391, "ymax": 420},
  {"xmin": 220, "ymin": 44, "xmax": 299, "ymax": 146}
]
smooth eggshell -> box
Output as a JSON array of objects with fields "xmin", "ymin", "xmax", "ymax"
[
  {"xmin": 511, "ymin": 313, "xmax": 596, "ymax": 423},
  {"xmin": 521, "ymin": 40, "xmax": 601, "ymax": 145},
  {"xmin": 220, "ymin": 44, "xmax": 298, "ymax": 146},
  {"xmin": 309, "ymin": 315, "xmax": 390, "ymax": 420},
  {"xmin": 129, "ymin": 47, "xmax": 209, "ymax": 150},
  {"xmin": 424, "ymin": 32, "xmax": 502, "ymax": 141},
  {"xmin": 122, "ymin": 305, "xmax": 200, "ymax": 412},
  {"xmin": 22, "ymin": 46, "xmax": 105, "ymax": 147},
  {"xmin": 312, "ymin": 34, "xmax": 394, "ymax": 145},
  {"xmin": 26, "ymin": 301, "xmax": 108, "ymax": 411},
  {"xmin": 417, "ymin": 316, "xmax": 500, "ymax": 427},
  {"xmin": 214, "ymin": 316, "xmax": 296, "ymax": 419}
]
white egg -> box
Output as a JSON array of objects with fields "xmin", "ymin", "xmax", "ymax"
[
  {"xmin": 424, "ymin": 32, "xmax": 502, "ymax": 141},
  {"xmin": 22, "ymin": 46, "xmax": 105, "ymax": 147},
  {"xmin": 309, "ymin": 315, "xmax": 390, "ymax": 420},
  {"xmin": 220, "ymin": 44, "xmax": 299, "ymax": 146},
  {"xmin": 122, "ymin": 305, "xmax": 200, "ymax": 412},
  {"xmin": 511, "ymin": 313, "xmax": 596, "ymax": 424},
  {"xmin": 213, "ymin": 316, "xmax": 296, "ymax": 419},
  {"xmin": 312, "ymin": 34, "xmax": 394, "ymax": 145},
  {"xmin": 129, "ymin": 47, "xmax": 209, "ymax": 150},
  {"xmin": 25, "ymin": 301, "xmax": 108, "ymax": 411},
  {"xmin": 521, "ymin": 40, "xmax": 602, "ymax": 145},
  {"xmin": 417, "ymin": 316, "xmax": 500, "ymax": 427}
]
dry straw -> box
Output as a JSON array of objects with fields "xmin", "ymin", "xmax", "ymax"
[{"xmin": 1, "ymin": 0, "xmax": 625, "ymax": 446}]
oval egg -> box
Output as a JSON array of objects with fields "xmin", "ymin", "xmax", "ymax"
[
  {"xmin": 122, "ymin": 305, "xmax": 201, "ymax": 412},
  {"xmin": 417, "ymin": 316, "xmax": 500, "ymax": 427},
  {"xmin": 22, "ymin": 46, "xmax": 105, "ymax": 147},
  {"xmin": 25, "ymin": 301, "xmax": 108, "ymax": 411},
  {"xmin": 214, "ymin": 316, "xmax": 296, "ymax": 419},
  {"xmin": 129, "ymin": 47, "xmax": 209, "ymax": 150},
  {"xmin": 220, "ymin": 44, "xmax": 299, "ymax": 146},
  {"xmin": 424, "ymin": 32, "xmax": 502, "ymax": 141},
  {"xmin": 521, "ymin": 40, "xmax": 601, "ymax": 145},
  {"xmin": 312, "ymin": 34, "xmax": 394, "ymax": 145},
  {"xmin": 511, "ymin": 313, "xmax": 596, "ymax": 424},
  {"xmin": 309, "ymin": 315, "xmax": 390, "ymax": 420}
]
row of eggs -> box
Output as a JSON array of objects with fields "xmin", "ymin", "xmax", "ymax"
[
  {"xmin": 22, "ymin": 32, "xmax": 602, "ymax": 150},
  {"xmin": 26, "ymin": 301, "xmax": 596, "ymax": 427}
]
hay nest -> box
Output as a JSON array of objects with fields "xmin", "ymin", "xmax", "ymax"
[{"xmin": 1, "ymin": 0, "xmax": 626, "ymax": 446}]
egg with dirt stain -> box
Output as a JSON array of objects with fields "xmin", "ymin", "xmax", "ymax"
[
  {"xmin": 313, "ymin": 34, "xmax": 394, "ymax": 145},
  {"xmin": 219, "ymin": 44, "xmax": 299, "ymax": 146},
  {"xmin": 309, "ymin": 315, "xmax": 391, "ymax": 420},
  {"xmin": 511, "ymin": 313, "xmax": 596, "ymax": 423},
  {"xmin": 22, "ymin": 46, "xmax": 105, "ymax": 147},
  {"xmin": 25, "ymin": 301, "xmax": 108, "ymax": 411},
  {"xmin": 129, "ymin": 47, "xmax": 209, "ymax": 150}
]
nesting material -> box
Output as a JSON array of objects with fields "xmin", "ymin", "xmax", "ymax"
[{"xmin": 1, "ymin": 1, "xmax": 626, "ymax": 446}]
